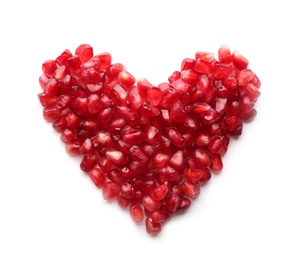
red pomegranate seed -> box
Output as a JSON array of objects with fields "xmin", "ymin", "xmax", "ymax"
[
  {"xmin": 193, "ymin": 59, "xmax": 211, "ymax": 74},
  {"xmin": 209, "ymin": 154, "xmax": 223, "ymax": 173},
  {"xmin": 159, "ymin": 166, "xmax": 180, "ymax": 183},
  {"xmin": 130, "ymin": 204, "xmax": 144, "ymax": 224},
  {"xmin": 183, "ymin": 169, "xmax": 203, "ymax": 183},
  {"xmin": 39, "ymin": 44, "xmax": 261, "ymax": 234},
  {"xmin": 150, "ymin": 210, "xmax": 170, "ymax": 224},
  {"xmin": 180, "ymin": 181, "xmax": 200, "ymax": 198},
  {"xmin": 80, "ymin": 153, "xmax": 98, "ymax": 172},
  {"xmin": 102, "ymin": 182, "xmax": 120, "ymax": 201},
  {"xmin": 218, "ymin": 44, "xmax": 232, "ymax": 63},
  {"xmin": 200, "ymin": 168, "xmax": 212, "ymax": 183},
  {"xmin": 42, "ymin": 60, "xmax": 57, "ymax": 78},
  {"xmin": 121, "ymin": 182, "xmax": 135, "ymax": 199},
  {"xmin": 75, "ymin": 44, "xmax": 93, "ymax": 63},
  {"xmin": 94, "ymin": 52, "xmax": 112, "ymax": 70},
  {"xmin": 181, "ymin": 58, "xmax": 195, "ymax": 71},
  {"xmin": 165, "ymin": 193, "xmax": 181, "ymax": 212},
  {"xmin": 142, "ymin": 196, "xmax": 162, "ymax": 212},
  {"xmin": 176, "ymin": 197, "xmax": 191, "ymax": 212},
  {"xmin": 150, "ymin": 184, "xmax": 169, "ymax": 201},
  {"xmin": 146, "ymin": 218, "xmax": 161, "ymax": 234},
  {"xmin": 89, "ymin": 167, "xmax": 106, "ymax": 188},
  {"xmin": 43, "ymin": 107, "xmax": 62, "ymax": 122},
  {"xmin": 232, "ymin": 51, "xmax": 248, "ymax": 70}
]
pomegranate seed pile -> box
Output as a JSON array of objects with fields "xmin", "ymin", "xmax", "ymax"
[{"xmin": 38, "ymin": 44, "xmax": 260, "ymax": 234}]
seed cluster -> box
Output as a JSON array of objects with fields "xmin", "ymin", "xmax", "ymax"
[{"xmin": 38, "ymin": 44, "xmax": 260, "ymax": 234}]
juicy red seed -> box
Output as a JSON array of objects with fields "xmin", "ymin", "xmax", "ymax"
[
  {"xmin": 87, "ymin": 94, "xmax": 102, "ymax": 114},
  {"xmin": 56, "ymin": 49, "xmax": 73, "ymax": 66},
  {"xmin": 66, "ymin": 142, "xmax": 81, "ymax": 156},
  {"xmin": 242, "ymin": 83, "xmax": 260, "ymax": 102},
  {"xmin": 106, "ymin": 150, "xmax": 125, "ymax": 166},
  {"xmin": 171, "ymin": 78, "xmax": 190, "ymax": 95},
  {"xmin": 150, "ymin": 184, "xmax": 169, "ymax": 201},
  {"xmin": 129, "ymin": 145, "xmax": 148, "ymax": 162},
  {"xmin": 195, "ymin": 131, "xmax": 210, "ymax": 146},
  {"xmin": 121, "ymin": 182, "xmax": 135, "ymax": 199},
  {"xmin": 208, "ymin": 136, "xmax": 228, "ymax": 155},
  {"xmin": 167, "ymin": 128, "xmax": 186, "ymax": 147},
  {"xmin": 43, "ymin": 107, "xmax": 62, "ymax": 122},
  {"xmin": 107, "ymin": 169, "xmax": 123, "ymax": 185},
  {"xmin": 75, "ymin": 44, "xmax": 93, "ymax": 63},
  {"xmin": 210, "ymin": 154, "xmax": 223, "ymax": 173},
  {"xmin": 159, "ymin": 166, "xmax": 180, "ymax": 182},
  {"xmin": 106, "ymin": 63, "xmax": 124, "ymax": 79},
  {"xmin": 194, "ymin": 58, "xmax": 211, "ymax": 74},
  {"xmin": 79, "ymin": 138, "xmax": 94, "ymax": 155},
  {"xmin": 130, "ymin": 204, "xmax": 144, "ymax": 224},
  {"xmin": 183, "ymin": 169, "xmax": 203, "ymax": 183},
  {"xmin": 142, "ymin": 196, "xmax": 162, "ymax": 212},
  {"xmin": 102, "ymin": 182, "xmax": 120, "ymax": 201},
  {"xmin": 194, "ymin": 148, "xmax": 210, "ymax": 167},
  {"xmin": 44, "ymin": 78, "xmax": 59, "ymax": 96},
  {"xmin": 161, "ymin": 88, "xmax": 179, "ymax": 108},
  {"xmin": 67, "ymin": 56, "xmax": 81, "ymax": 73},
  {"xmin": 218, "ymin": 44, "xmax": 232, "ymax": 63},
  {"xmin": 195, "ymin": 51, "xmax": 215, "ymax": 62},
  {"xmin": 165, "ymin": 193, "xmax": 181, "ymax": 212},
  {"xmin": 56, "ymin": 95, "xmax": 70, "ymax": 109},
  {"xmin": 118, "ymin": 70, "xmax": 136, "ymax": 90},
  {"xmin": 200, "ymin": 168, "xmax": 212, "ymax": 182},
  {"xmin": 89, "ymin": 167, "xmax": 106, "ymax": 188},
  {"xmin": 180, "ymin": 181, "xmax": 200, "ymax": 198},
  {"xmin": 152, "ymin": 153, "xmax": 170, "ymax": 168},
  {"xmin": 150, "ymin": 210, "xmax": 170, "ymax": 224},
  {"xmin": 213, "ymin": 63, "xmax": 233, "ymax": 79},
  {"xmin": 38, "ymin": 93, "xmax": 58, "ymax": 108},
  {"xmin": 42, "ymin": 60, "xmax": 57, "ymax": 78},
  {"xmin": 169, "ymin": 150, "xmax": 184, "ymax": 169},
  {"xmin": 181, "ymin": 58, "xmax": 195, "ymax": 71},
  {"xmin": 146, "ymin": 218, "xmax": 161, "ymax": 234},
  {"xmin": 80, "ymin": 153, "xmax": 98, "ymax": 172},
  {"xmin": 176, "ymin": 197, "xmax": 191, "ymax": 212},
  {"xmin": 74, "ymin": 97, "xmax": 88, "ymax": 115},
  {"xmin": 232, "ymin": 51, "xmax": 249, "ymax": 70},
  {"xmin": 170, "ymin": 101, "xmax": 186, "ymax": 123}
]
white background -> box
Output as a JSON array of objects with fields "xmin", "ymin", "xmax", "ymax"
[{"xmin": 1, "ymin": 0, "xmax": 303, "ymax": 259}]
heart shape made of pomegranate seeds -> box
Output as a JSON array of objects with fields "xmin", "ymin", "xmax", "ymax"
[{"xmin": 38, "ymin": 44, "xmax": 261, "ymax": 234}]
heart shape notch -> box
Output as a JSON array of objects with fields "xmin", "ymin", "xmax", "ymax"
[{"xmin": 38, "ymin": 44, "xmax": 261, "ymax": 234}]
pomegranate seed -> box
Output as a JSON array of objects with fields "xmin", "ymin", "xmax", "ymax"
[
  {"xmin": 180, "ymin": 181, "xmax": 200, "ymax": 198},
  {"xmin": 209, "ymin": 154, "xmax": 223, "ymax": 173},
  {"xmin": 56, "ymin": 49, "xmax": 73, "ymax": 66},
  {"xmin": 181, "ymin": 58, "xmax": 195, "ymax": 71},
  {"xmin": 42, "ymin": 60, "xmax": 57, "ymax": 78},
  {"xmin": 43, "ymin": 107, "xmax": 62, "ymax": 122},
  {"xmin": 39, "ymin": 44, "xmax": 261, "ymax": 234},
  {"xmin": 80, "ymin": 153, "xmax": 98, "ymax": 172},
  {"xmin": 232, "ymin": 51, "xmax": 248, "ymax": 70},
  {"xmin": 165, "ymin": 193, "xmax": 181, "ymax": 212},
  {"xmin": 121, "ymin": 182, "xmax": 135, "ymax": 199},
  {"xmin": 75, "ymin": 44, "xmax": 93, "ymax": 63},
  {"xmin": 130, "ymin": 204, "xmax": 144, "ymax": 224},
  {"xmin": 150, "ymin": 210, "xmax": 170, "ymax": 224},
  {"xmin": 94, "ymin": 52, "xmax": 112, "ymax": 70},
  {"xmin": 176, "ymin": 197, "xmax": 191, "ymax": 212},
  {"xmin": 194, "ymin": 59, "xmax": 211, "ymax": 74},
  {"xmin": 102, "ymin": 182, "xmax": 120, "ymax": 201},
  {"xmin": 218, "ymin": 44, "xmax": 232, "ymax": 63},
  {"xmin": 150, "ymin": 184, "xmax": 169, "ymax": 201},
  {"xmin": 183, "ymin": 169, "xmax": 203, "ymax": 183},
  {"xmin": 106, "ymin": 150, "xmax": 125, "ymax": 166},
  {"xmin": 146, "ymin": 218, "xmax": 161, "ymax": 234},
  {"xmin": 89, "ymin": 167, "xmax": 106, "ymax": 188},
  {"xmin": 142, "ymin": 196, "xmax": 162, "ymax": 212}
]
